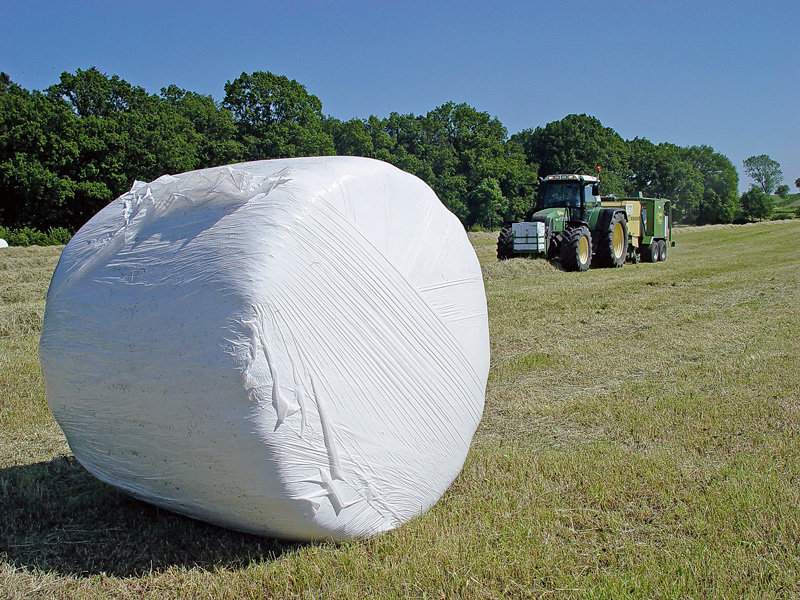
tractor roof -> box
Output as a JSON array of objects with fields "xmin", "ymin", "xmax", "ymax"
[{"xmin": 544, "ymin": 174, "xmax": 600, "ymax": 184}]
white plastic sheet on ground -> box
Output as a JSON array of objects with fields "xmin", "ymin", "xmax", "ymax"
[{"xmin": 39, "ymin": 156, "xmax": 490, "ymax": 540}]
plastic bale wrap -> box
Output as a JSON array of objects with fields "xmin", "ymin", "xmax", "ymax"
[{"xmin": 39, "ymin": 156, "xmax": 490, "ymax": 541}]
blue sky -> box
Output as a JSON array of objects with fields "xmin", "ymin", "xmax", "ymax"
[{"xmin": 3, "ymin": 0, "xmax": 798, "ymax": 191}]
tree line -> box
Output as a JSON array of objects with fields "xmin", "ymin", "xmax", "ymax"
[{"xmin": 0, "ymin": 68, "xmax": 791, "ymax": 235}]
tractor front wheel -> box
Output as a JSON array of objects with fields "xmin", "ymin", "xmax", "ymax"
[
  {"xmin": 561, "ymin": 226, "xmax": 592, "ymax": 272},
  {"xmin": 497, "ymin": 227, "xmax": 514, "ymax": 260}
]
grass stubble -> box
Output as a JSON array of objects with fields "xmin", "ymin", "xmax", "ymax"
[{"xmin": 1, "ymin": 221, "xmax": 799, "ymax": 599}]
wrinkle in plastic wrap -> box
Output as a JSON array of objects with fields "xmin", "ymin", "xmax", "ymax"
[{"xmin": 39, "ymin": 156, "xmax": 490, "ymax": 540}]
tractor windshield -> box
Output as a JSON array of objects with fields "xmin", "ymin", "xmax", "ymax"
[{"xmin": 541, "ymin": 182, "xmax": 582, "ymax": 209}]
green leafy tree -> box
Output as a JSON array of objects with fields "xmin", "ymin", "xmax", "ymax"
[
  {"xmin": 626, "ymin": 138, "xmax": 703, "ymax": 223},
  {"xmin": 3, "ymin": 69, "xmax": 237, "ymax": 231},
  {"xmin": 680, "ymin": 146, "xmax": 739, "ymax": 225},
  {"xmin": 0, "ymin": 79, "xmax": 83, "ymax": 229},
  {"xmin": 742, "ymin": 154, "xmax": 782, "ymax": 195},
  {"xmin": 51, "ymin": 68, "xmax": 150, "ymax": 118},
  {"xmin": 324, "ymin": 117, "xmax": 374, "ymax": 157},
  {"xmin": 161, "ymin": 85, "xmax": 243, "ymax": 168},
  {"xmin": 469, "ymin": 178, "xmax": 507, "ymax": 229},
  {"xmin": 794, "ymin": 177, "xmax": 800, "ymax": 191},
  {"xmin": 512, "ymin": 114, "xmax": 630, "ymax": 196},
  {"xmin": 49, "ymin": 69, "xmax": 197, "ymax": 175},
  {"xmin": 775, "ymin": 184, "xmax": 790, "ymax": 199},
  {"xmin": 422, "ymin": 102, "xmax": 534, "ymax": 226},
  {"xmin": 740, "ymin": 187, "xmax": 774, "ymax": 221},
  {"xmin": 47, "ymin": 68, "xmax": 205, "ymax": 225},
  {"xmin": 223, "ymin": 71, "xmax": 334, "ymax": 160}
]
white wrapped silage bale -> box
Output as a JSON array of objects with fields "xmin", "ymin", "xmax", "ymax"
[{"xmin": 39, "ymin": 156, "xmax": 489, "ymax": 541}]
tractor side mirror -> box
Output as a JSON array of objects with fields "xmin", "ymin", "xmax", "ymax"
[{"xmin": 592, "ymin": 183, "xmax": 600, "ymax": 196}]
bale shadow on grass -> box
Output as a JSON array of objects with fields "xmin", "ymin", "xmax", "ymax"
[{"xmin": 0, "ymin": 456, "xmax": 303, "ymax": 577}]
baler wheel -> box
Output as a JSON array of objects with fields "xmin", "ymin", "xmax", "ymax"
[
  {"xmin": 658, "ymin": 239, "xmax": 667, "ymax": 261},
  {"xmin": 497, "ymin": 227, "xmax": 514, "ymax": 260},
  {"xmin": 641, "ymin": 243, "xmax": 657, "ymax": 263}
]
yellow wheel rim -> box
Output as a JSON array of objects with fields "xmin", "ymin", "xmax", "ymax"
[
  {"xmin": 579, "ymin": 235, "xmax": 590, "ymax": 264},
  {"xmin": 613, "ymin": 222, "xmax": 625, "ymax": 258}
]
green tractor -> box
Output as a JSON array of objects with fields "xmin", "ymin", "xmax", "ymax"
[{"xmin": 497, "ymin": 173, "xmax": 673, "ymax": 271}]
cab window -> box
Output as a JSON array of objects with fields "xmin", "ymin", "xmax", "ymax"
[{"xmin": 542, "ymin": 182, "xmax": 581, "ymax": 208}]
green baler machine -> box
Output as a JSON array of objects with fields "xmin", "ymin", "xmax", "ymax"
[{"xmin": 600, "ymin": 194, "xmax": 675, "ymax": 263}]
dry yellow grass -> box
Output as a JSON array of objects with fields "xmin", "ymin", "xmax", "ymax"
[{"xmin": 2, "ymin": 220, "xmax": 800, "ymax": 598}]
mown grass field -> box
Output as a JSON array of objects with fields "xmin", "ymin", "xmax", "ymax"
[{"xmin": 2, "ymin": 220, "xmax": 800, "ymax": 599}]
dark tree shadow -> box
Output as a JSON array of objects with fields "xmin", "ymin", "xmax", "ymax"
[{"xmin": 0, "ymin": 456, "xmax": 305, "ymax": 577}]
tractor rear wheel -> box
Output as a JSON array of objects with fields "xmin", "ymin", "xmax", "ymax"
[
  {"xmin": 497, "ymin": 227, "xmax": 514, "ymax": 260},
  {"xmin": 596, "ymin": 212, "xmax": 628, "ymax": 268},
  {"xmin": 561, "ymin": 226, "xmax": 592, "ymax": 272}
]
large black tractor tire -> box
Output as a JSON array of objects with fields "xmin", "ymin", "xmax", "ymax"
[
  {"xmin": 657, "ymin": 239, "xmax": 668, "ymax": 262},
  {"xmin": 641, "ymin": 243, "xmax": 657, "ymax": 263},
  {"xmin": 560, "ymin": 226, "xmax": 592, "ymax": 272},
  {"xmin": 595, "ymin": 212, "xmax": 628, "ymax": 268},
  {"xmin": 497, "ymin": 227, "xmax": 514, "ymax": 260}
]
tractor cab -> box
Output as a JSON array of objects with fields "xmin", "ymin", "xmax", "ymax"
[
  {"xmin": 524, "ymin": 174, "xmax": 601, "ymax": 225},
  {"xmin": 537, "ymin": 174, "xmax": 601, "ymax": 215}
]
